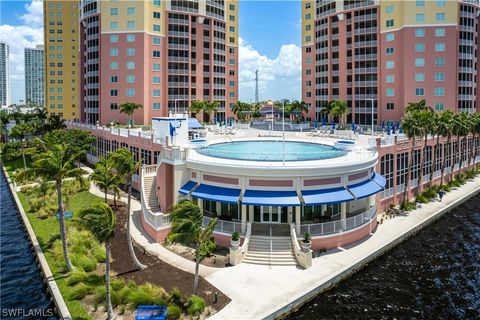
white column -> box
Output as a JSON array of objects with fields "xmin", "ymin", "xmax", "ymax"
[
  {"xmin": 369, "ymin": 195, "xmax": 376, "ymax": 208},
  {"xmin": 249, "ymin": 205, "xmax": 254, "ymax": 222},
  {"xmin": 341, "ymin": 202, "xmax": 347, "ymax": 230},
  {"xmin": 241, "ymin": 205, "xmax": 247, "ymax": 233},
  {"xmin": 287, "ymin": 206, "xmax": 292, "ymax": 224},
  {"xmin": 216, "ymin": 201, "xmax": 221, "ymax": 216},
  {"xmin": 198, "ymin": 198, "xmax": 203, "ymax": 214},
  {"xmin": 295, "ymin": 206, "xmax": 301, "ymax": 234}
]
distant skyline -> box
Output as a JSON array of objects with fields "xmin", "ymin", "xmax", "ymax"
[{"xmin": 0, "ymin": 0, "xmax": 302, "ymax": 105}]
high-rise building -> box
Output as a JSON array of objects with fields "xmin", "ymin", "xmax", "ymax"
[
  {"xmin": 80, "ymin": 0, "xmax": 239, "ymax": 125},
  {"xmin": 44, "ymin": 0, "xmax": 80, "ymax": 120},
  {"xmin": 25, "ymin": 45, "xmax": 45, "ymax": 106},
  {"xmin": 302, "ymin": 0, "xmax": 480, "ymax": 125},
  {"xmin": 0, "ymin": 42, "xmax": 10, "ymax": 107}
]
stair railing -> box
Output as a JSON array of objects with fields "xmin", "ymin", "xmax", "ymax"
[
  {"xmin": 290, "ymin": 224, "xmax": 312, "ymax": 269},
  {"xmin": 269, "ymin": 225, "xmax": 272, "ymax": 269}
]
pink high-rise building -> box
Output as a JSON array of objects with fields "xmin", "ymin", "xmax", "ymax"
[
  {"xmin": 302, "ymin": 0, "xmax": 480, "ymax": 125},
  {"xmin": 80, "ymin": 0, "xmax": 239, "ymax": 125}
]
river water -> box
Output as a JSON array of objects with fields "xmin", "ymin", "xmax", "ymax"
[
  {"xmin": 0, "ymin": 172, "xmax": 57, "ymax": 319},
  {"xmin": 289, "ymin": 194, "xmax": 480, "ymax": 319}
]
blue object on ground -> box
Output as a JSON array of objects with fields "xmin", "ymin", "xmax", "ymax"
[
  {"xmin": 135, "ymin": 305, "xmax": 167, "ymax": 320},
  {"xmin": 56, "ymin": 212, "xmax": 73, "ymax": 219}
]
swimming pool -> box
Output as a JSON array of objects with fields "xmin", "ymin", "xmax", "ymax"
[{"xmin": 197, "ymin": 140, "xmax": 347, "ymax": 161}]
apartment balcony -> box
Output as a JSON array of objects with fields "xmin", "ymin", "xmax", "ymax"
[
  {"xmin": 355, "ymin": 67, "xmax": 378, "ymax": 73},
  {"xmin": 354, "ymin": 40, "xmax": 377, "ymax": 47},
  {"xmin": 168, "ymin": 43, "xmax": 189, "ymax": 50},
  {"xmin": 168, "ymin": 94, "xmax": 189, "ymax": 100},
  {"xmin": 459, "ymin": 66, "xmax": 474, "ymax": 73},
  {"xmin": 354, "ymin": 94, "xmax": 378, "ymax": 100},
  {"xmin": 84, "ymin": 95, "xmax": 99, "ymax": 101},
  {"xmin": 213, "ymin": 48, "xmax": 225, "ymax": 55},
  {"xmin": 459, "ymin": 25, "xmax": 475, "ymax": 32},
  {"xmin": 213, "ymin": 72, "xmax": 225, "ymax": 77},
  {"xmin": 213, "ymin": 95, "xmax": 225, "ymax": 101},
  {"xmin": 354, "ymin": 107, "xmax": 378, "ymax": 113},
  {"xmin": 203, "ymin": 47, "xmax": 210, "ymax": 54},
  {"xmin": 459, "ymin": 39, "xmax": 475, "ymax": 46},
  {"xmin": 168, "ymin": 69, "xmax": 189, "ymax": 75},
  {"xmin": 459, "ymin": 53, "xmax": 474, "ymax": 60},
  {"xmin": 355, "ymin": 54, "xmax": 378, "ymax": 61},
  {"xmin": 168, "ymin": 56, "xmax": 189, "ymax": 62},
  {"xmin": 331, "ymin": 34, "xmax": 339, "ymax": 40},
  {"xmin": 354, "ymin": 27, "xmax": 377, "ymax": 35},
  {"xmin": 214, "ymin": 25, "xmax": 226, "ymax": 32},
  {"xmin": 85, "ymin": 83, "xmax": 99, "ymax": 89},
  {"xmin": 85, "ymin": 107, "xmax": 99, "ymax": 113},
  {"xmin": 316, "ymin": 47, "xmax": 329, "ymax": 54},
  {"xmin": 168, "ymin": 18, "xmax": 189, "ymax": 25},
  {"xmin": 214, "ymin": 60, "xmax": 226, "ymax": 66},
  {"xmin": 354, "ymin": 13, "xmax": 377, "ymax": 22},
  {"xmin": 315, "ymin": 71, "xmax": 329, "ymax": 77},
  {"xmin": 168, "ymin": 81, "xmax": 189, "ymax": 87},
  {"xmin": 168, "ymin": 30, "xmax": 189, "ymax": 37},
  {"xmin": 204, "ymin": 84, "xmax": 211, "ymax": 89},
  {"xmin": 204, "ymin": 36, "xmax": 210, "ymax": 42},
  {"xmin": 458, "ymin": 94, "xmax": 474, "ymax": 100},
  {"xmin": 354, "ymin": 80, "xmax": 377, "ymax": 87},
  {"xmin": 214, "ymin": 37, "xmax": 226, "ymax": 44},
  {"xmin": 460, "ymin": 11, "xmax": 476, "ymax": 18},
  {"xmin": 214, "ymin": 83, "xmax": 226, "ymax": 89},
  {"xmin": 316, "ymin": 83, "xmax": 329, "ymax": 89},
  {"xmin": 458, "ymin": 80, "xmax": 474, "ymax": 87}
]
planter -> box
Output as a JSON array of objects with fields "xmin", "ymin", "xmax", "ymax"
[
  {"xmin": 301, "ymin": 241, "xmax": 312, "ymax": 252},
  {"xmin": 230, "ymin": 239, "xmax": 240, "ymax": 250}
]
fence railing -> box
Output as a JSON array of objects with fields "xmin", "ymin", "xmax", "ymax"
[
  {"xmin": 202, "ymin": 215, "xmax": 244, "ymax": 235},
  {"xmin": 299, "ymin": 206, "xmax": 376, "ymax": 237}
]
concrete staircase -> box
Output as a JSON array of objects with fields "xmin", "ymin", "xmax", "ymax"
[
  {"xmin": 244, "ymin": 225, "xmax": 297, "ymax": 266},
  {"xmin": 143, "ymin": 176, "xmax": 161, "ymax": 213}
]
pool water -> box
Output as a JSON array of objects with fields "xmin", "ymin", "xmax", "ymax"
[{"xmin": 197, "ymin": 141, "xmax": 347, "ymax": 161}]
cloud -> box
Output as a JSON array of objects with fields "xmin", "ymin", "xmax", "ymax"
[
  {"xmin": 0, "ymin": 0, "xmax": 43, "ymax": 103},
  {"xmin": 239, "ymin": 37, "xmax": 301, "ymax": 102}
]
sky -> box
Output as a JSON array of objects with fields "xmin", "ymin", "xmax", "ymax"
[{"xmin": 0, "ymin": 0, "xmax": 302, "ymax": 104}]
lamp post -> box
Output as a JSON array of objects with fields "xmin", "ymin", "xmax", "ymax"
[
  {"xmin": 282, "ymin": 99, "xmax": 286, "ymax": 166},
  {"xmin": 367, "ymin": 98, "xmax": 374, "ymax": 135}
]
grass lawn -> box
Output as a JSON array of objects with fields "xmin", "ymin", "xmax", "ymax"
[
  {"xmin": 18, "ymin": 190, "xmax": 104, "ymax": 320},
  {"xmin": 2, "ymin": 157, "xmax": 32, "ymax": 177}
]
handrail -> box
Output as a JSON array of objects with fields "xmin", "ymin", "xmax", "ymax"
[
  {"xmin": 229, "ymin": 222, "xmax": 251, "ymax": 265},
  {"xmin": 202, "ymin": 215, "xmax": 245, "ymax": 235},
  {"xmin": 140, "ymin": 166, "xmax": 170, "ymax": 230},
  {"xmin": 291, "ymin": 224, "xmax": 312, "ymax": 269},
  {"xmin": 269, "ymin": 225, "xmax": 272, "ymax": 269},
  {"xmin": 239, "ymin": 222, "xmax": 251, "ymax": 257}
]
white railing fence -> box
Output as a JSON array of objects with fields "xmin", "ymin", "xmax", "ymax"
[
  {"xmin": 140, "ymin": 166, "xmax": 169, "ymax": 229},
  {"xmin": 202, "ymin": 215, "xmax": 244, "ymax": 234}
]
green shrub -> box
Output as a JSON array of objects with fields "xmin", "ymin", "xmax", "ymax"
[
  {"xmin": 71, "ymin": 254, "xmax": 97, "ymax": 272},
  {"xmin": 186, "ymin": 295, "xmax": 205, "ymax": 316},
  {"xmin": 440, "ymin": 184, "xmax": 452, "ymax": 192},
  {"xmin": 95, "ymin": 286, "xmax": 106, "ymax": 305},
  {"xmin": 92, "ymin": 245, "xmax": 106, "ymax": 262},
  {"xmin": 200, "ymin": 237, "xmax": 217, "ymax": 260},
  {"xmin": 127, "ymin": 283, "xmax": 167, "ymax": 307},
  {"xmin": 66, "ymin": 283, "xmax": 93, "ymax": 300},
  {"xmin": 111, "ymin": 278, "xmax": 125, "ymax": 291},
  {"xmin": 168, "ymin": 287, "xmax": 184, "ymax": 306},
  {"xmin": 415, "ymin": 194, "xmax": 428, "ymax": 204},
  {"xmin": 167, "ymin": 304, "xmax": 182, "ymax": 320},
  {"xmin": 400, "ymin": 201, "xmax": 416, "ymax": 211},
  {"xmin": 422, "ymin": 188, "xmax": 437, "ymax": 199},
  {"xmin": 66, "ymin": 270, "xmax": 88, "ymax": 286},
  {"xmin": 85, "ymin": 273, "xmax": 103, "ymax": 286}
]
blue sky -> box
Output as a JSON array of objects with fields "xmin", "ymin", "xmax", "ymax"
[{"xmin": 0, "ymin": 0, "xmax": 302, "ymax": 104}]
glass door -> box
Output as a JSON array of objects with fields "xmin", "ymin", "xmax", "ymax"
[{"xmin": 271, "ymin": 206, "xmax": 279, "ymax": 223}]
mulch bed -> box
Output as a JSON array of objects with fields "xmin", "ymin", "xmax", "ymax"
[
  {"xmin": 110, "ymin": 204, "xmax": 231, "ymax": 310},
  {"xmin": 163, "ymin": 243, "xmax": 231, "ymax": 268}
]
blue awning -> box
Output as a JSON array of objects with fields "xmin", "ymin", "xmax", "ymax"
[
  {"xmin": 302, "ymin": 187, "xmax": 354, "ymax": 205},
  {"xmin": 188, "ymin": 118, "xmax": 203, "ymax": 129},
  {"xmin": 191, "ymin": 184, "xmax": 240, "ymax": 204},
  {"xmin": 372, "ymin": 172, "xmax": 386, "ymax": 188},
  {"xmin": 179, "ymin": 181, "xmax": 197, "ymax": 195},
  {"xmin": 242, "ymin": 190, "xmax": 301, "ymax": 206},
  {"xmin": 348, "ymin": 179, "xmax": 383, "ymax": 199}
]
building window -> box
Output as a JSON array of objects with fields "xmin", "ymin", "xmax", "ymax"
[
  {"xmin": 435, "ymin": 28, "xmax": 445, "ymax": 37},
  {"xmin": 386, "ymin": 5, "xmax": 394, "ymax": 13},
  {"xmin": 386, "ymin": 61, "xmax": 395, "ymax": 69},
  {"xmin": 110, "ymin": 61, "xmax": 118, "ymax": 70},
  {"xmin": 126, "ymin": 75, "xmax": 135, "ymax": 83},
  {"xmin": 153, "ymin": 63, "xmax": 160, "ymax": 71},
  {"xmin": 126, "ymin": 89, "xmax": 135, "ymax": 97},
  {"xmin": 110, "ymin": 35, "xmax": 119, "ymax": 43},
  {"xmin": 305, "ymin": 24, "xmax": 311, "ymax": 31},
  {"xmin": 436, "ymin": 0, "xmax": 445, "ymax": 6},
  {"xmin": 435, "ymin": 43, "xmax": 445, "ymax": 52},
  {"xmin": 152, "ymin": 103, "xmax": 161, "ymax": 110},
  {"xmin": 127, "ymin": 21, "xmax": 135, "ymax": 29},
  {"xmin": 152, "ymin": 76, "xmax": 160, "ymax": 84},
  {"xmin": 415, "ymin": 43, "xmax": 425, "ymax": 52},
  {"xmin": 127, "ymin": 7, "xmax": 135, "ymax": 15},
  {"xmin": 153, "ymin": 24, "xmax": 161, "ymax": 32},
  {"xmin": 127, "ymin": 48, "xmax": 135, "ymax": 56},
  {"xmin": 305, "ymin": 13, "xmax": 311, "ymax": 20},
  {"xmin": 385, "ymin": 47, "xmax": 394, "ymax": 55},
  {"xmin": 110, "ymin": 8, "xmax": 118, "ymax": 15},
  {"xmin": 229, "ymin": 48, "xmax": 235, "ymax": 54},
  {"xmin": 386, "ymin": 19, "xmax": 394, "ymax": 27},
  {"xmin": 229, "ymin": 58, "xmax": 235, "ymax": 65},
  {"xmin": 229, "ymin": 37, "xmax": 235, "ymax": 43},
  {"xmin": 306, "ymin": 35, "xmax": 311, "ymax": 42},
  {"xmin": 110, "ymin": 76, "xmax": 118, "ymax": 83},
  {"xmin": 415, "ymin": 28, "xmax": 425, "ymax": 37},
  {"xmin": 126, "ymin": 34, "xmax": 135, "ymax": 42},
  {"xmin": 386, "ymin": 103, "xmax": 395, "ymax": 110},
  {"xmin": 396, "ymin": 152, "xmax": 408, "ymax": 187},
  {"xmin": 386, "ymin": 88, "xmax": 395, "ymax": 97},
  {"xmin": 153, "ymin": 0, "xmax": 160, "ymax": 6},
  {"xmin": 435, "ymin": 87, "xmax": 445, "ymax": 96},
  {"xmin": 435, "ymin": 57, "xmax": 445, "ymax": 66},
  {"xmin": 229, "ymin": 92, "xmax": 235, "ymax": 98},
  {"xmin": 229, "ymin": 80, "xmax": 235, "ymax": 87},
  {"xmin": 110, "ymin": 21, "xmax": 118, "ymax": 29},
  {"xmin": 152, "ymin": 38, "xmax": 161, "ymax": 45},
  {"xmin": 386, "ymin": 33, "xmax": 395, "ymax": 41},
  {"xmin": 306, "ymin": 58, "xmax": 312, "ymax": 64},
  {"xmin": 415, "ymin": 73, "xmax": 425, "ymax": 81},
  {"xmin": 415, "ymin": 88, "xmax": 425, "ymax": 96},
  {"xmin": 110, "ymin": 89, "xmax": 118, "ymax": 96},
  {"xmin": 153, "ymin": 12, "xmax": 160, "ymax": 19},
  {"xmin": 435, "ymin": 72, "xmax": 445, "ymax": 81},
  {"xmin": 153, "ymin": 90, "xmax": 160, "ymax": 97},
  {"xmin": 126, "ymin": 62, "xmax": 135, "ymax": 69},
  {"xmin": 229, "ymin": 70, "xmax": 235, "ymax": 76},
  {"xmin": 110, "ymin": 103, "xmax": 118, "ymax": 110},
  {"xmin": 416, "ymin": 14, "xmax": 425, "ymax": 22},
  {"xmin": 436, "ymin": 13, "xmax": 445, "ymax": 21},
  {"xmin": 416, "ymin": 0, "xmax": 425, "ymax": 6},
  {"xmin": 230, "ymin": 4, "xmax": 235, "ymax": 10},
  {"xmin": 110, "ymin": 48, "xmax": 118, "ymax": 56},
  {"xmin": 386, "ymin": 75, "xmax": 395, "ymax": 83},
  {"xmin": 230, "ymin": 26, "xmax": 235, "ymax": 32},
  {"xmin": 229, "ymin": 15, "xmax": 235, "ymax": 21},
  {"xmin": 306, "ymin": 69, "xmax": 311, "ymax": 75},
  {"xmin": 415, "ymin": 58, "xmax": 425, "ymax": 67},
  {"xmin": 153, "ymin": 50, "xmax": 160, "ymax": 57},
  {"xmin": 435, "ymin": 103, "xmax": 444, "ymax": 111},
  {"xmin": 381, "ymin": 154, "xmax": 394, "ymax": 197}
]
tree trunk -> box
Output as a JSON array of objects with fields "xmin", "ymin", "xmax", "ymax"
[
  {"xmin": 21, "ymin": 144, "xmax": 26, "ymax": 170},
  {"xmin": 403, "ymin": 137, "xmax": 415, "ymax": 203},
  {"xmin": 105, "ymin": 241, "xmax": 114, "ymax": 320},
  {"xmin": 127, "ymin": 181, "xmax": 146, "ymax": 270},
  {"xmin": 418, "ymin": 135, "xmax": 427, "ymax": 191},
  {"xmin": 194, "ymin": 245, "xmax": 200, "ymax": 295},
  {"xmin": 104, "ymin": 188, "xmax": 108, "ymax": 204},
  {"xmin": 430, "ymin": 134, "xmax": 440, "ymax": 188},
  {"xmin": 56, "ymin": 181, "xmax": 75, "ymax": 271},
  {"xmin": 440, "ymin": 135, "xmax": 450, "ymax": 186}
]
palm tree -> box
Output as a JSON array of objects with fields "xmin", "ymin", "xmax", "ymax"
[
  {"xmin": 470, "ymin": 113, "xmax": 480, "ymax": 168},
  {"xmin": 452, "ymin": 112, "xmax": 470, "ymax": 175},
  {"xmin": 329, "ymin": 100, "xmax": 349, "ymax": 126},
  {"xmin": 203, "ymin": 101, "xmax": 219, "ymax": 124},
  {"xmin": 231, "ymin": 101, "xmax": 252, "ymax": 122},
  {"xmin": 168, "ymin": 200, "xmax": 217, "ymax": 295},
  {"xmin": 119, "ymin": 102, "xmax": 143, "ymax": 127},
  {"xmin": 46, "ymin": 114, "xmax": 66, "ymax": 131},
  {"xmin": 10, "ymin": 123, "xmax": 33, "ymax": 170},
  {"xmin": 78, "ymin": 203, "xmax": 116, "ymax": 320},
  {"xmin": 401, "ymin": 110, "xmax": 422, "ymax": 202},
  {"xmin": 17, "ymin": 144, "xmax": 84, "ymax": 271},
  {"xmin": 110, "ymin": 147, "xmax": 145, "ymax": 270},
  {"xmin": 438, "ymin": 110, "xmax": 454, "ymax": 186},
  {"xmin": 417, "ymin": 109, "xmax": 434, "ymax": 189},
  {"xmin": 34, "ymin": 106, "xmax": 48, "ymax": 136},
  {"xmin": 429, "ymin": 112, "xmax": 441, "ymax": 188},
  {"xmin": 91, "ymin": 156, "xmax": 122, "ymax": 204},
  {"xmin": 405, "ymin": 100, "xmax": 427, "ymax": 113},
  {"xmin": 319, "ymin": 101, "xmax": 333, "ymax": 122},
  {"xmin": 189, "ymin": 100, "xmax": 205, "ymax": 117}
]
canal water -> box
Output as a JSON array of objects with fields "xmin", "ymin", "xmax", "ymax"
[
  {"xmin": 0, "ymin": 172, "xmax": 57, "ymax": 319},
  {"xmin": 289, "ymin": 194, "xmax": 480, "ymax": 319}
]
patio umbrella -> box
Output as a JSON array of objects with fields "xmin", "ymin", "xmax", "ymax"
[
  {"xmin": 331, "ymin": 120, "xmax": 336, "ymax": 130},
  {"xmin": 382, "ymin": 121, "xmax": 385, "ymax": 130},
  {"xmin": 314, "ymin": 120, "xmax": 318, "ymax": 129},
  {"xmin": 229, "ymin": 117, "xmax": 233, "ymax": 127},
  {"xmin": 392, "ymin": 125, "xmax": 396, "ymax": 134},
  {"xmin": 322, "ymin": 117, "xmax": 326, "ymax": 126},
  {"xmin": 214, "ymin": 116, "xmax": 217, "ymax": 125},
  {"xmin": 387, "ymin": 125, "xmax": 391, "ymax": 135},
  {"xmin": 351, "ymin": 122, "xmax": 355, "ymax": 130}
]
